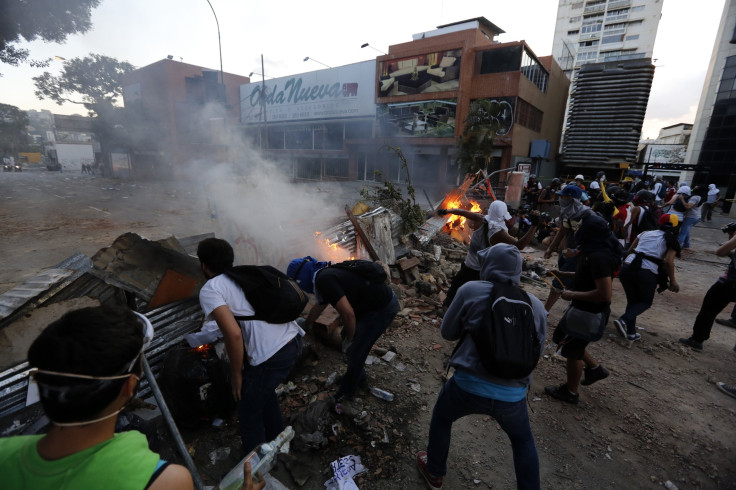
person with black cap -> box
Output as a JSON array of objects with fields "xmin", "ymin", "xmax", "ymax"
[
  {"xmin": 544, "ymin": 197, "xmax": 622, "ymax": 404},
  {"xmin": 538, "ymin": 178, "xmax": 562, "ymax": 216},
  {"xmin": 588, "ymin": 171, "xmax": 606, "ymax": 201}
]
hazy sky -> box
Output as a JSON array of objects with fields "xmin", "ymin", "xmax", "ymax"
[{"xmin": 0, "ymin": 0, "xmax": 725, "ymax": 139}]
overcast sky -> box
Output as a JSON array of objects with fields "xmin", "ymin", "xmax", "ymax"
[{"xmin": 0, "ymin": 0, "xmax": 725, "ymax": 139}]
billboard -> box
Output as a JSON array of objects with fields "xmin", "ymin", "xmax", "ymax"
[
  {"xmin": 240, "ymin": 61, "xmax": 376, "ymax": 124},
  {"xmin": 377, "ymin": 49, "xmax": 462, "ymax": 98},
  {"xmin": 644, "ymin": 144, "xmax": 687, "ymax": 164}
]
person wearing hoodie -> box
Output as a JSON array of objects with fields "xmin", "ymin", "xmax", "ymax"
[
  {"xmin": 438, "ymin": 200, "xmax": 539, "ymax": 307},
  {"xmin": 702, "ymin": 184, "xmax": 721, "ymax": 222},
  {"xmin": 416, "ymin": 244, "xmax": 547, "ymax": 490}
]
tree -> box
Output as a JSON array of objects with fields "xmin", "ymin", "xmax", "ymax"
[
  {"xmin": 33, "ymin": 54, "xmax": 134, "ymax": 117},
  {"xmin": 33, "ymin": 54, "xmax": 134, "ymax": 174},
  {"xmin": 457, "ymin": 99, "xmax": 514, "ymax": 175},
  {"xmin": 0, "ymin": 0, "xmax": 101, "ymax": 71},
  {"xmin": 0, "ymin": 103, "xmax": 29, "ymax": 156}
]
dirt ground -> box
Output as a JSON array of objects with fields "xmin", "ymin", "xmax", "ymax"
[{"xmin": 1, "ymin": 170, "xmax": 735, "ymax": 489}]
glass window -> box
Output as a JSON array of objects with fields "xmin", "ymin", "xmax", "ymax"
[
  {"xmin": 602, "ymin": 34, "xmax": 624, "ymax": 44},
  {"xmin": 521, "ymin": 49, "xmax": 549, "ymax": 93},
  {"xmin": 345, "ymin": 121, "xmax": 373, "ymax": 139},
  {"xmin": 568, "ymin": 29, "xmax": 580, "ymax": 36},
  {"xmin": 285, "ymin": 126, "xmax": 312, "ymax": 149},
  {"xmin": 625, "ymin": 34, "xmax": 640, "ymax": 41},
  {"xmin": 479, "ymin": 45, "xmax": 523, "ymax": 74},
  {"xmin": 295, "ymin": 157, "xmax": 321, "ymax": 180},
  {"xmin": 324, "ymin": 158, "xmax": 349, "ymax": 178}
]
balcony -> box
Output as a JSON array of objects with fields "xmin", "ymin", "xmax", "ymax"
[
  {"xmin": 579, "ymin": 32, "xmax": 602, "ymax": 41},
  {"xmin": 608, "ymin": 0, "xmax": 632, "ymax": 9},
  {"xmin": 584, "ymin": 3, "xmax": 606, "ymax": 14}
]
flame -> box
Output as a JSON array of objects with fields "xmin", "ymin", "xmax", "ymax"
[
  {"xmin": 443, "ymin": 199, "xmax": 481, "ymax": 232},
  {"xmin": 313, "ymin": 232, "xmax": 354, "ymax": 262}
]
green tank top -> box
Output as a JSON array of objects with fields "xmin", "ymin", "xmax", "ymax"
[{"xmin": 0, "ymin": 430, "xmax": 159, "ymax": 489}]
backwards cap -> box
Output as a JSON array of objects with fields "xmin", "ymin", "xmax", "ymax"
[{"xmin": 286, "ymin": 256, "xmax": 328, "ymax": 294}]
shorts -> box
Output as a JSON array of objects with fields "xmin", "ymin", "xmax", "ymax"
[{"xmin": 552, "ymin": 323, "xmax": 588, "ymax": 360}]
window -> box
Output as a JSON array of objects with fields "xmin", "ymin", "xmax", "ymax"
[
  {"xmin": 479, "ymin": 45, "xmax": 523, "ymax": 74},
  {"xmin": 570, "ymin": 16, "xmax": 581, "ymax": 23},
  {"xmin": 314, "ymin": 123, "xmax": 343, "ymax": 150},
  {"xmin": 630, "ymin": 5, "xmax": 645, "ymax": 13},
  {"xmin": 285, "ymin": 126, "xmax": 312, "ymax": 149},
  {"xmin": 323, "ymin": 158, "xmax": 349, "ymax": 178},
  {"xmin": 295, "ymin": 157, "xmax": 321, "ymax": 180},
  {"xmin": 606, "ymin": 8, "xmax": 629, "ymax": 22},
  {"xmin": 581, "ymin": 23, "xmax": 602, "ymax": 35},
  {"xmin": 602, "ymin": 34, "xmax": 624, "ymax": 44},
  {"xmin": 568, "ymin": 29, "xmax": 580, "ymax": 36},
  {"xmin": 579, "ymin": 39, "xmax": 599, "ymax": 47},
  {"xmin": 516, "ymin": 99, "xmax": 543, "ymax": 132},
  {"xmin": 571, "ymin": 1, "xmax": 583, "ymax": 9},
  {"xmin": 625, "ymin": 34, "xmax": 639, "ymax": 41}
]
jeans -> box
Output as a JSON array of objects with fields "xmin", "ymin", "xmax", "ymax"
[
  {"xmin": 338, "ymin": 293, "xmax": 399, "ymax": 398},
  {"xmin": 678, "ymin": 216, "xmax": 700, "ymax": 248},
  {"xmin": 239, "ymin": 335, "xmax": 302, "ymax": 452},
  {"xmin": 426, "ymin": 377, "xmax": 540, "ymax": 490},
  {"xmin": 692, "ymin": 280, "xmax": 736, "ymax": 342},
  {"xmin": 618, "ymin": 264, "xmax": 658, "ymax": 335}
]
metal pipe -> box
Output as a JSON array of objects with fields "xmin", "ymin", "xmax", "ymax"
[{"xmin": 141, "ymin": 354, "xmax": 205, "ymax": 490}]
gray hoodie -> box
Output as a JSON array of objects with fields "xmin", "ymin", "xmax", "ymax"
[{"xmin": 441, "ymin": 243, "xmax": 547, "ymax": 387}]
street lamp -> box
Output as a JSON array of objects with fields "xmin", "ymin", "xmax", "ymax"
[
  {"xmin": 360, "ymin": 43, "xmax": 386, "ymax": 55},
  {"xmin": 303, "ymin": 56, "xmax": 331, "ymax": 68},
  {"xmin": 249, "ymin": 72, "xmax": 274, "ymax": 79},
  {"xmin": 204, "ymin": 0, "xmax": 224, "ymax": 87}
]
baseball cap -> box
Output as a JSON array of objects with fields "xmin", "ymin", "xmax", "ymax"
[
  {"xmin": 659, "ymin": 213, "xmax": 679, "ymax": 227},
  {"xmin": 556, "ymin": 184, "xmax": 583, "ymax": 200}
]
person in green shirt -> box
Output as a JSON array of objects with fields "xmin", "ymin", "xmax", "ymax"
[{"xmin": 0, "ymin": 306, "xmax": 263, "ymax": 490}]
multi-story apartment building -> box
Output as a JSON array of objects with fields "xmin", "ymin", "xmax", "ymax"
[
  {"xmin": 552, "ymin": 0, "xmax": 662, "ymax": 77},
  {"xmin": 552, "ymin": 0, "xmax": 663, "ymax": 176}
]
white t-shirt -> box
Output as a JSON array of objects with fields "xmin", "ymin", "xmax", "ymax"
[
  {"xmin": 590, "ymin": 181, "xmax": 601, "ymax": 190},
  {"xmin": 199, "ymin": 274, "xmax": 304, "ymax": 366},
  {"xmin": 624, "ymin": 230, "xmax": 667, "ymax": 274},
  {"xmin": 685, "ymin": 195, "xmax": 702, "ymax": 219}
]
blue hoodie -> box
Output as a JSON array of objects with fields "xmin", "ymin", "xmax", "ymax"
[{"xmin": 441, "ymin": 243, "xmax": 547, "ymax": 400}]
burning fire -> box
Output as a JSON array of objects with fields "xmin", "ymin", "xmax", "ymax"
[
  {"xmin": 443, "ymin": 199, "xmax": 481, "ymax": 231},
  {"xmin": 314, "ymin": 232, "xmax": 354, "ymax": 262}
]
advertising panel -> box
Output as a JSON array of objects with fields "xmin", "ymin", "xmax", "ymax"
[
  {"xmin": 644, "ymin": 144, "xmax": 687, "ymax": 164},
  {"xmin": 240, "ymin": 61, "xmax": 376, "ymax": 124},
  {"xmin": 377, "ymin": 49, "xmax": 462, "ymax": 98}
]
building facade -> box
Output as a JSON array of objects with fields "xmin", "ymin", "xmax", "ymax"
[
  {"xmin": 687, "ymin": 0, "xmax": 736, "ymax": 212},
  {"xmin": 121, "ymin": 59, "xmax": 250, "ymax": 175},
  {"xmin": 552, "ymin": 0, "xmax": 663, "ymax": 176},
  {"xmin": 240, "ymin": 18, "xmax": 569, "ymax": 187}
]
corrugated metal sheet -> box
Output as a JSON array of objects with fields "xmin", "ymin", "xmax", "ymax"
[
  {"xmin": 0, "ymin": 299, "xmax": 203, "ymax": 420},
  {"xmin": 0, "ymin": 253, "xmax": 93, "ymax": 330}
]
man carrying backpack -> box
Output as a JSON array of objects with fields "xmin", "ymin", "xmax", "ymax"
[
  {"xmin": 287, "ymin": 258, "xmax": 399, "ymax": 404},
  {"xmin": 197, "ymin": 238, "xmax": 305, "ymax": 453},
  {"xmin": 416, "ymin": 244, "xmax": 547, "ymax": 490}
]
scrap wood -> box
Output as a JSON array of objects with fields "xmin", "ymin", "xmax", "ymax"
[{"xmin": 345, "ymin": 205, "xmax": 379, "ymax": 261}]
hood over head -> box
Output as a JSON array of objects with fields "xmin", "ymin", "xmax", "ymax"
[{"xmin": 477, "ymin": 243, "xmax": 522, "ymax": 285}]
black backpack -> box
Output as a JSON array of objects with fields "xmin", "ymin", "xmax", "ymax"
[
  {"xmin": 637, "ymin": 207, "xmax": 659, "ymax": 233},
  {"xmin": 224, "ymin": 265, "xmax": 308, "ymax": 324},
  {"xmin": 656, "ymin": 184, "xmax": 667, "ymax": 200},
  {"xmin": 673, "ymin": 195, "xmax": 689, "ymax": 212},
  {"xmin": 329, "ymin": 260, "xmax": 387, "ymax": 284},
  {"xmin": 452, "ymin": 282, "xmax": 540, "ymax": 379}
]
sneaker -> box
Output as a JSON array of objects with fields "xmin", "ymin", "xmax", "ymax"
[
  {"xmin": 679, "ymin": 337, "xmax": 703, "ymax": 351},
  {"xmin": 626, "ymin": 333, "xmax": 642, "ymax": 342},
  {"xmin": 715, "ymin": 318, "xmax": 736, "ymax": 329},
  {"xmin": 544, "ymin": 384, "xmax": 580, "ymax": 404},
  {"xmin": 613, "ymin": 318, "xmax": 627, "ymax": 338},
  {"xmin": 581, "ymin": 365, "xmax": 610, "ymax": 386},
  {"xmin": 716, "ymin": 382, "xmax": 736, "ymax": 400},
  {"xmin": 416, "ymin": 451, "xmax": 443, "ymax": 490}
]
